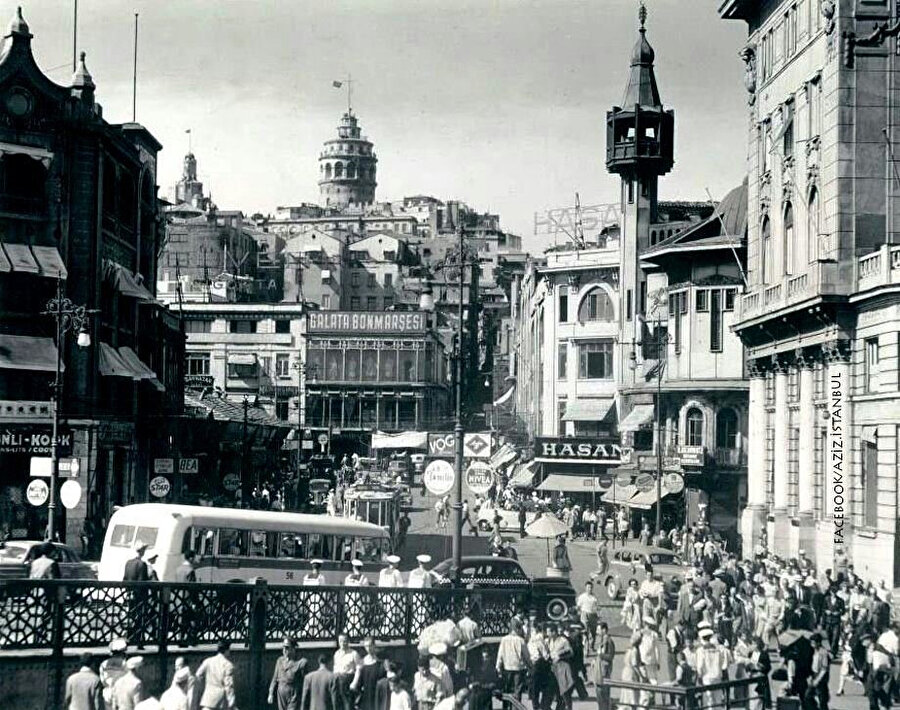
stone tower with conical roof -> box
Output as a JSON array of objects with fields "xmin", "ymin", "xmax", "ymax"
[
  {"xmin": 318, "ymin": 111, "xmax": 377, "ymax": 209},
  {"xmin": 607, "ymin": 3, "xmax": 674, "ymax": 390}
]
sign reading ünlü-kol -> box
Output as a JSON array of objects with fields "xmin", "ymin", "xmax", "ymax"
[{"xmin": 0, "ymin": 426, "xmax": 72, "ymax": 454}]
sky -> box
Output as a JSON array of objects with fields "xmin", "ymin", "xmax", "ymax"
[{"xmin": 8, "ymin": 0, "xmax": 750, "ymax": 254}]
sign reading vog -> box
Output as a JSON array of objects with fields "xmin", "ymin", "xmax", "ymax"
[{"xmin": 308, "ymin": 311, "xmax": 426, "ymax": 333}]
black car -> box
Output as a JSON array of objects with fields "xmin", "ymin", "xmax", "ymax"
[{"xmin": 432, "ymin": 555, "xmax": 576, "ymax": 622}]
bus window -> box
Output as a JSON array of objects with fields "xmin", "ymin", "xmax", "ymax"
[
  {"xmin": 110, "ymin": 525, "xmax": 135, "ymax": 548},
  {"xmin": 308, "ymin": 534, "xmax": 333, "ymax": 560},
  {"xmin": 337, "ymin": 537, "xmax": 353, "ymax": 561},
  {"xmin": 248, "ymin": 531, "xmax": 267, "ymax": 557},
  {"xmin": 134, "ymin": 527, "xmax": 159, "ymax": 549},
  {"xmin": 358, "ymin": 537, "xmax": 384, "ymax": 562},
  {"xmin": 219, "ymin": 529, "xmax": 245, "ymax": 556},
  {"xmin": 191, "ymin": 528, "xmax": 217, "ymax": 557},
  {"xmin": 279, "ymin": 533, "xmax": 305, "ymax": 559}
]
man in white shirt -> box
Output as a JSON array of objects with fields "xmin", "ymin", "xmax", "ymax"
[
  {"xmin": 344, "ymin": 559, "xmax": 368, "ymax": 586},
  {"xmin": 303, "ymin": 560, "xmax": 328, "ymax": 586},
  {"xmin": 434, "ymin": 688, "xmax": 469, "ymax": 710},
  {"xmin": 333, "ymin": 633, "xmax": 360, "ymax": 710},
  {"xmin": 429, "ymin": 643, "xmax": 455, "ymax": 699},
  {"xmin": 575, "ymin": 581, "xmax": 600, "ymax": 648},
  {"xmin": 378, "ymin": 555, "xmax": 404, "ymax": 588},
  {"xmin": 407, "ymin": 555, "xmax": 433, "ymax": 588},
  {"xmin": 495, "ymin": 622, "xmax": 530, "ymax": 707}
]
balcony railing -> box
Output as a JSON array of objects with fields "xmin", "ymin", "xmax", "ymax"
[
  {"xmin": 763, "ymin": 283, "xmax": 782, "ymax": 305},
  {"xmin": 857, "ymin": 244, "xmax": 900, "ymax": 291},
  {"xmin": 712, "ymin": 447, "xmax": 747, "ymax": 467},
  {"xmin": 737, "ymin": 260, "xmax": 846, "ymax": 323}
]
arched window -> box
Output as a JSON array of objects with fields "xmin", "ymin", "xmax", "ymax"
[
  {"xmin": 761, "ymin": 217, "xmax": 773, "ymax": 283},
  {"xmin": 686, "ymin": 408, "xmax": 704, "ymax": 447},
  {"xmin": 577, "ymin": 287, "xmax": 615, "ymax": 322},
  {"xmin": 808, "ymin": 187, "xmax": 820, "ymax": 262},
  {"xmin": 783, "ymin": 202, "xmax": 795, "ymax": 275},
  {"xmin": 335, "ymin": 162, "xmax": 344, "ymax": 178},
  {"xmin": 347, "ymin": 162, "xmax": 356, "ymax": 179},
  {"xmin": 716, "ymin": 409, "xmax": 739, "ymax": 450},
  {"xmin": 324, "ymin": 163, "xmax": 332, "ymax": 179}
]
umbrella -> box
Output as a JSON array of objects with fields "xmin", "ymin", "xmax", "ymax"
[{"xmin": 525, "ymin": 514, "xmax": 568, "ymax": 565}]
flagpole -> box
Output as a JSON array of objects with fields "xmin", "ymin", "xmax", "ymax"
[
  {"xmin": 132, "ymin": 13, "xmax": 139, "ymax": 122},
  {"xmin": 72, "ymin": 0, "xmax": 78, "ymax": 73},
  {"xmin": 347, "ymin": 73, "xmax": 352, "ymax": 113}
]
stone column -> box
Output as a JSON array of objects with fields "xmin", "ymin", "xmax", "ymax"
[
  {"xmin": 770, "ymin": 354, "xmax": 791, "ymax": 556},
  {"xmin": 822, "ymin": 340, "xmax": 852, "ymax": 569},
  {"xmin": 793, "ymin": 348, "xmax": 817, "ymax": 557},
  {"xmin": 742, "ymin": 360, "xmax": 768, "ymax": 558}
]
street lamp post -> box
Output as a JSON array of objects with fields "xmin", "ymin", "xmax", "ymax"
[
  {"xmin": 43, "ymin": 277, "xmax": 93, "ymax": 542},
  {"xmin": 452, "ymin": 225, "xmax": 465, "ymax": 573}
]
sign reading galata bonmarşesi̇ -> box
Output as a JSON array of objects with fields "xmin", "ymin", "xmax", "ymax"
[
  {"xmin": 307, "ymin": 311, "xmax": 426, "ymax": 333},
  {"xmin": 534, "ymin": 437, "xmax": 627, "ymax": 463}
]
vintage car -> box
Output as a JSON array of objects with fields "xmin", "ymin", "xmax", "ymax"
[
  {"xmin": 0, "ymin": 540, "xmax": 98, "ymax": 580},
  {"xmin": 593, "ymin": 545, "xmax": 687, "ymax": 600},
  {"xmin": 432, "ymin": 555, "xmax": 577, "ymax": 621}
]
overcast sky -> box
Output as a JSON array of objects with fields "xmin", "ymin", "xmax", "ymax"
[{"xmin": 11, "ymin": 1, "xmax": 749, "ymax": 253}]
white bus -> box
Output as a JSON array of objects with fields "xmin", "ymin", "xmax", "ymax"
[{"xmin": 98, "ymin": 504, "xmax": 392, "ymax": 584}]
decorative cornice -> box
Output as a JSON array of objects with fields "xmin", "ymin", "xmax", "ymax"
[
  {"xmin": 771, "ymin": 354, "xmax": 789, "ymax": 375},
  {"xmin": 822, "ymin": 339, "xmax": 851, "ymax": 364},
  {"xmin": 793, "ymin": 347, "xmax": 818, "ymax": 369},
  {"xmin": 740, "ymin": 45, "xmax": 757, "ymax": 105},
  {"xmin": 747, "ymin": 358, "xmax": 766, "ymax": 379}
]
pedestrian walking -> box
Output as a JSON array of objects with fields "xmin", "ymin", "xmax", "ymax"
[
  {"xmin": 428, "ymin": 643, "xmax": 454, "ymax": 699},
  {"xmin": 123, "ymin": 544, "xmax": 150, "ymax": 648},
  {"xmin": 110, "ymin": 656, "xmax": 145, "ymax": 710},
  {"xmin": 547, "ymin": 623, "xmax": 574, "ymax": 710},
  {"xmin": 413, "ymin": 657, "xmax": 442, "ymax": 710},
  {"xmin": 66, "ymin": 653, "xmax": 105, "ymax": 710},
  {"xmin": 592, "ymin": 623, "xmax": 616, "ymax": 710},
  {"xmin": 575, "ymin": 581, "xmax": 600, "ymax": 649},
  {"xmin": 29, "ymin": 541, "xmax": 60, "ymax": 578},
  {"xmin": 100, "ymin": 639, "xmax": 128, "ymax": 707},
  {"xmin": 301, "ymin": 655, "xmax": 338, "ymax": 710},
  {"xmin": 351, "ymin": 637, "xmax": 385, "ymax": 710},
  {"xmin": 160, "ymin": 666, "xmax": 193, "ymax": 710},
  {"xmin": 552, "ymin": 536, "xmax": 571, "ymax": 575},
  {"xmin": 496, "ymin": 620, "xmax": 530, "ymax": 708},
  {"xmin": 332, "ymin": 634, "xmax": 360, "ymax": 710},
  {"xmin": 269, "ymin": 637, "xmax": 307, "ymax": 710},
  {"xmin": 518, "ymin": 501, "xmax": 527, "ymax": 539},
  {"xmin": 195, "ymin": 641, "xmax": 237, "ymax": 710},
  {"xmin": 805, "ymin": 632, "xmax": 830, "ymax": 710}
]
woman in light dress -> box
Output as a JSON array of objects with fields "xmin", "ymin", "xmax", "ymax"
[
  {"xmin": 618, "ymin": 632, "xmax": 647, "ymax": 709},
  {"xmin": 620, "ymin": 579, "xmax": 643, "ymax": 633}
]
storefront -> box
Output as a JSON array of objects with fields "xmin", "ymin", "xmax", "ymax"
[{"xmin": 532, "ymin": 436, "xmax": 629, "ymax": 508}]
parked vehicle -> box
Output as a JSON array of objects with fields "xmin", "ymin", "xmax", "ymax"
[
  {"xmin": 0, "ymin": 541, "xmax": 97, "ymax": 580},
  {"xmin": 432, "ymin": 555, "xmax": 576, "ymax": 621},
  {"xmin": 593, "ymin": 545, "xmax": 686, "ymax": 599},
  {"xmin": 410, "ymin": 453, "xmax": 425, "ymax": 476}
]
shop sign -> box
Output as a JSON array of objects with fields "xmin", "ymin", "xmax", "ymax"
[
  {"xmin": 308, "ymin": 311, "xmax": 426, "ymax": 334},
  {"xmin": 0, "ymin": 426, "xmax": 72, "ymax": 455},
  {"xmin": 26, "ymin": 479, "xmax": 49, "ymax": 506},
  {"xmin": 154, "ymin": 458, "xmax": 174, "ymax": 474},
  {"xmin": 664, "ymin": 472, "xmax": 685, "ymax": 494},
  {"xmin": 424, "ymin": 459, "xmax": 455, "ymax": 496},
  {"xmin": 465, "ymin": 461, "xmax": 493, "ymax": 495},
  {"xmin": 185, "ymin": 375, "xmax": 214, "ymax": 388},
  {"xmin": 534, "ymin": 437, "xmax": 626, "ymax": 464},
  {"xmin": 463, "ymin": 433, "xmax": 491, "ymax": 459},
  {"xmin": 597, "ymin": 473, "xmax": 614, "ymax": 488},
  {"xmin": 663, "ymin": 456, "xmax": 683, "ymax": 472},
  {"xmin": 677, "ymin": 446, "xmax": 706, "ymax": 468},
  {"xmin": 615, "ymin": 471, "xmax": 633, "ymax": 487},
  {"xmin": 635, "ymin": 473, "xmax": 656, "ymax": 493},
  {"xmin": 427, "ymin": 433, "xmax": 455, "ymax": 458},
  {"xmin": 60, "ymin": 480, "xmax": 82, "ymax": 509},
  {"xmin": 178, "ymin": 458, "xmax": 199, "ymax": 474},
  {"xmin": 222, "ymin": 473, "xmax": 241, "ymax": 492},
  {"xmin": 149, "ymin": 476, "xmax": 171, "ymax": 498},
  {"xmin": 29, "ymin": 457, "xmax": 80, "ymax": 478}
]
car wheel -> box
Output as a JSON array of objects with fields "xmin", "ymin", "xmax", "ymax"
[
  {"xmin": 546, "ymin": 597, "xmax": 568, "ymax": 621},
  {"xmin": 606, "ymin": 578, "xmax": 618, "ymax": 599}
]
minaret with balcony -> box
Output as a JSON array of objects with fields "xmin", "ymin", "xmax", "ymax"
[{"xmin": 606, "ymin": 4, "xmax": 674, "ymax": 390}]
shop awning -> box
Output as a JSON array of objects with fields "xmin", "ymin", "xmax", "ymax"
[
  {"xmin": 493, "ymin": 385, "xmax": 515, "ymax": 407},
  {"xmin": 98, "ymin": 343, "xmax": 133, "ymax": 377},
  {"xmin": 618, "ymin": 404, "xmax": 655, "ymax": 432},
  {"xmin": 0, "ymin": 141, "xmax": 53, "ymax": 167},
  {"xmin": 0, "ymin": 335, "xmax": 61, "ymax": 372},
  {"xmin": 490, "ymin": 443, "xmax": 518, "ymax": 469},
  {"xmin": 31, "ymin": 246, "xmax": 68, "ymax": 279},
  {"xmin": 102, "ymin": 259, "xmax": 155, "ymax": 301},
  {"xmin": 600, "ymin": 483, "xmax": 637, "ymax": 504},
  {"xmin": 2, "ymin": 243, "xmax": 39, "ymax": 274},
  {"xmin": 509, "ymin": 460, "xmax": 538, "ymax": 488},
  {"xmin": 371, "ymin": 430, "xmax": 428, "ymax": 449},
  {"xmin": 537, "ymin": 474, "xmax": 608, "ymax": 493},
  {"xmin": 227, "ymin": 353, "xmax": 258, "ymax": 366},
  {"xmin": 118, "ymin": 346, "xmax": 165, "ymax": 391},
  {"xmin": 625, "ymin": 487, "xmax": 672, "ymax": 510},
  {"xmin": 561, "ymin": 398, "xmax": 614, "ymax": 422}
]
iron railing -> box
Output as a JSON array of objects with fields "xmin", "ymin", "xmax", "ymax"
[
  {"xmin": 600, "ymin": 674, "xmax": 768, "ymax": 710},
  {"xmin": 0, "ymin": 579, "xmax": 528, "ymax": 651}
]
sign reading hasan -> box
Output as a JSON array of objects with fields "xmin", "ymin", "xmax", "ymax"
[
  {"xmin": 308, "ymin": 311, "xmax": 427, "ymax": 334},
  {"xmin": 534, "ymin": 437, "xmax": 627, "ymax": 464}
]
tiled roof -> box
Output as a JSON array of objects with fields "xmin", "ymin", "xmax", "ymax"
[{"xmin": 184, "ymin": 392, "xmax": 287, "ymax": 427}]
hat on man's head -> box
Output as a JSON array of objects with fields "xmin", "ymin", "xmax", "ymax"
[
  {"xmin": 146, "ymin": 551, "xmax": 158, "ymax": 562},
  {"xmin": 416, "ymin": 554, "xmax": 432, "ymax": 564},
  {"xmin": 109, "ymin": 638, "xmax": 128, "ymax": 653},
  {"xmin": 351, "ymin": 559, "xmax": 364, "ymax": 568},
  {"xmin": 698, "ymin": 627, "xmax": 715, "ymax": 640},
  {"xmin": 174, "ymin": 666, "xmax": 191, "ymax": 683},
  {"xmin": 428, "ymin": 642, "xmax": 448, "ymax": 657},
  {"xmin": 386, "ymin": 555, "xmax": 401, "ymax": 565},
  {"xmin": 135, "ymin": 542, "xmax": 148, "ymax": 553},
  {"xmin": 310, "ymin": 559, "xmax": 323, "ymax": 567},
  {"xmin": 126, "ymin": 656, "xmax": 144, "ymax": 670}
]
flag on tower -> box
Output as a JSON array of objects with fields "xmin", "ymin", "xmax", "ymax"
[
  {"xmin": 185, "ymin": 129, "xmax": 191, "ymax": 134},
  {"xmin": 332, "ymin": 80, "xmax": 343, "ymax": 88}
]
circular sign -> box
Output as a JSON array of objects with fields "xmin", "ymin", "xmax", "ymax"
[
  {"xmin": 317, "ymin": 434, "xmax": 329, "ymax": 445},
  {"xmin": 423, "ymin": 459, "xmax": 455, "ymax": 496},
  {"xmin": 149, "ymin": 476, "xmax": 171, "ymax": 498},
  {"xmin": 222, "ymin": 473, "xmax": 241, "ymax": 492},
  {"xmin": 615, "ymin": 471, "xmax": 632, "ymax": 487},
  {"xmin": 465, "ymin": 461, "xmax": 493, "ymax": 495},
  {"xmin": 26, "ymin": 479, "xmax": 49, "ymax": 506},
  {"xmin": 634, "ymin": 473, "xmax": 656, "ymax": 493},
  {"xmin": 597, "ymin": 473, "xmax": 613, "ymax": 488},
  {"xmin": 60, "ymin": 480, "xmax": 82, "ymax": 509},
  {"xmin": 664, "ymin": 472, "xmax": 685, "ymax": 494}
]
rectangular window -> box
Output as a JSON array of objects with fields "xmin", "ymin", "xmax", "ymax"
[
  {"xmin": 724, "ymin": 289, "xmax": 735, "ymax": 311},
  {"xmin": 383, "ymin": 296, "xmax": 393, "ymax": 309},
  {"xmin": 384, "ymin": 274, "xmax": 393, "ymax": 288},
  {"xmin": 229, "ymin": 320, "xmax": 256, "ymax": 334},
  {"xmin": 276, "ymin": 354, "xmax": 290, "ymax": 379},
  {"xmin": 186, "ymin": 352, "xmax": 211, "ymax": 376},
  {"xmin": 639, "ymin": 281, "xmax": 647, "ymax": 316},
  {"xmin": 557, "ymin": 342, "xmax": 567, "ymax": 379},
  {"xmin": 863, "ymin": 439, "xmax": 878, "ymax": 527},
  {"xmin": 559, "ymin": 287, "xmax": 569, "ymax": 323},
  {"xmin": 626, "ymin": 290, "xmax": 632, "ymax": 320},
  {"xmin": 351, "ymin": 272, "xmax": 360, "ymax": 287},
  {"xmin": 674, "ymin": 295, "xmax": 682, "ymax": 354},
  {"xmin": 627, "ymin": 179, "xmax": 635, "ymax": 204},
  {"xmin": 578, "ymin": 340, "xmax": 614, "ymax": 380},
  {"xmin": 710, "ymin": 289, "xmax": 723, "ymax": 352},
  {"xmin": 865, "ymin": 337, "xmax": 879, "ymax": 392},
  {"xmin": 275, "ymin": 319, "xmax": 291, "ymax": 334},
  {"xmin": 696, "ymin": 290, "xmax": 709, "ymax": 312},
  {"xmin": 680, "ymin": 292, "xmax": 688, "ymax": 314},
  {"xmin": 557, "ymin": 400, "xmax": 567, "ymax": 432},
  {"xmin": 185, "ymin": 320, "xmax": 212, "ymax": 334},
  {"xmin": 366, "ymin": 296, "xmax": 377, "ymax": 310},
  {"xmin": 367, "ymin": 273, "xmax": 376, "ymax": 287},
  {"xmin": 351, "ymin": 297, "xmax": 361, "ymax": 310},
  {"xmin": 321, "ymin": 294, "xmax": 332, "ymax": 309}
]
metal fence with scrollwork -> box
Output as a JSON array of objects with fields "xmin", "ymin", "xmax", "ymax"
[{"xmin": 0, "ymin": 579, "xmax": 528, "ymax": 651}]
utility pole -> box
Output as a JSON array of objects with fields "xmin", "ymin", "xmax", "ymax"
[
  {"xmin": 241, "ymin": 396, "xmax": 250, "ymax": 504},
  {"xmin": 655, "ymin": 316, "xmax": 663, "ymax": 536},
  {"xmin": 452, "ymin": 226, "xmax": 465, "ymax": 573}
]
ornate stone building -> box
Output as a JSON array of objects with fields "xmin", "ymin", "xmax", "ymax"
[
  {"xmin": 318, "ymin": 111, "xmax": 377, "ymax": 209},
  {"xmin": 722, "ymin": 0, "xmax": 900, "ymax": 582}
]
